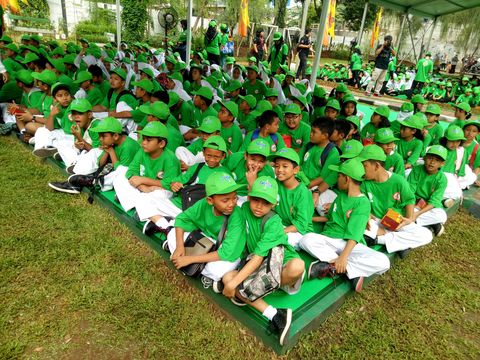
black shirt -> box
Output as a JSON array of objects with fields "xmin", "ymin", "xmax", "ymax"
[
  {"xmin": 298, "ymin": 35, "xmax": 311, "ymax": 57},
  {"xmin": 374, "ymin": 44, "xmax": 392, "ymax": 70}
]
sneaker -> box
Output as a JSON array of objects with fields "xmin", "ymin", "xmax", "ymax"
[
  {"xmin": 307, "ymin": 260, "xmax": 336, "ymax": 280},
  {"xmin": 200, "ymin": 275, "xmax": 213, "ymax": 289},
  {"xmin": 269, "ymin": 308, "xmax": 292, "ymax": 346},
  {"xmin": 364, "ymin": 234, "xmax": 378, "ymax": 247},
  {"xmin": 350, "ymin": 276, "xmax": 364, "ymax": 293},
  {"xmin": 398, "ymin": 248, "xmax": 411, "ymax": 259},
  {"xmin": 231, "ymin": 296, "xmax": 247, "ymax": 307},
  {"xmin": 0, "ymin": 122, "xmax": 15, "ymax": 135},
  {"xmin": 162, "ymin": 240, "xmax": 170, "ymax": 252},
  {"xmin": 373, "ymin": 93, "xmax": 382, "ymax": 97},
  {"xmin": 443, "ymin": 198, "xmax": 455, "ymax": 208},
  {"xmin": 53, "ymin": 152, "xmax": 62, "ymax": 161},
  {"xmin": 32, "ymin": 146, "xmax": 58, "ymax": 158},
  {"xmin": 430, "ymin": 223, "xmax": 445, "ymax": 237},
  {"xmin": 365, "ymin": 91, "xmax": 372, "ymax": 97},
  {"xmin": 142, "ymin": 220, "xmax": 172, "ymax": 237},
  {"xmin": 212, "ymin": 280, "xmax": 224, "ymax": 294},
  {"xmin": 48, "ymin": 181, "xmax": 82, "ymax": 194},
  {"xmin": 68, "ymin": 174, "xmax": 95, "ymax": 188},
  {"xmin": 65, "ymin": 164, "xmax": 76, "ymax": 174}
]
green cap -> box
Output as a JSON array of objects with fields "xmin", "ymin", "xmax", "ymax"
[
  {"xmin": 226, "ymin": 57, "xmax": 235, "ymax": 65},
  {"xmin": 31, "ymin": 70, "xmax": 57, "ymax": 86},
  {"xmin": 285, "ymin": 69, "xmax": 296, "ymax": 78},
  {"xmin": 340, "ymin": 139, "xmax": 363, "ymax": 159},
  {"xmin": 167, "ymin": 72, "xmax": 183, "ymax": 82},
  {"xmin": 140, "ymin": 67, "xmax": 155, "ymax": 78},
  {"xmin": 79, "ymin": 37, "xmax": 90, "ymax": 44},
  {"xmin": 15, "ymin": 69, "xmax": 34, "ymax": 85},
  {"xmin": 194, "ymin": 86, "xmax": 213, "ymax": 100},
  {"xmin": 205, "ymin": 172, "xmax": 241, "ymax": 197},
  {"xmin": 313, "ymin": 86, "xmax": 326, "ymax": 98},
  {"xmin": 291, "ymin": 94, "xmax": 307, "ymax": 108},
  {"xmin": 168, "ymin": 92, "xmax": 180, "ymax": 107},
  {"xmin": 411, "ymin": 94, "xmax": 427, "ymax": 104},
  {"xmin": 425, "ymin": 145, "xmax": 447, "ymax": 161},
  {"xmin": 226, "ymin": 80, "xmax": 242, "ymax": 92},
  {"xmin": 373, "ymin": 105, "xmax": 390, "ymax": 118},
  {"xmin": 218, "ymin": 100, "xmax": 239, "ymax": 118},
  {"xmin": 398, "ymin": 115, "xmax": 425, "ymax": 130},
  {"xmin": 209, "ymin": 20, "xmax": 217, "ymax": 27},
  {"xmin": 165, "ymin": 54, "xmax": 177, "ymax": 64},
  {"xmin": 0, "ymin": 35, "xmax": 13, "ymax": 43},
  {"xmin": 326, "ymin": 98, "xmax": 341, "ymax": 111},
  {"xmin": 139, "ymin": 101, "xmax": 170, "ymax": 120},
  {"xmin": 375, "ymin": 127, "xmax": 399, "ymax": 144},
  {"xmin": 465, "ymin": 88, "xmax": 473, "ymax": 93},
  {"xmin": 265, "ymin": 88, "xmax": 279, "ymax": 98},
  {"xmin": 246, "ymin": 138, "xmax": 270, "ymax": 157},
  {"xmin": 452, "ymin": 102, "xmax": 471, "ymax": 113},
  {"xmin": 110, "ymin": 68, "xmax": 127, "ymax": 80},
  {"xmin": 137, "ymin": 121, "xmax": 168, "ymax": 138},
  {"xmin": 90, "ymin": 116, "xmax": 123, "ymax": 134},
  {"xmin": 358, "ymin": 144, "xmax": 387, "ymax": 162},
  {"xmin": 249, "ymin": 176, "xmax": 278, "ymax": 204},
  {"xmin": 255, "ymin": 99, "xmax": 273, "ymax": 114},
  {"xmin": 50, "ymin": 46, "xmax": 65, "ymax": 56},
  {"xmin": 273, "ymin": 32, "xmax": 282, "ymax": 41},
  {"xmin": 425, "ymin": 103, "xmax": 441, "ymax": 115},
  {"xmin": 445, "ymin": 125, "xmax": 466, "ymax": 141},
  {"xmin": 239, "ymin": 94, "xmax": 257, "ymax": 109},
  {"xmin": 197, "ymin": 116, "xmax": 221, "ymax": 133},
  {"xmin": 400, "ymin": 102, "xmax": 414, "ymax": 112},
  {"xmin": 328, "ymin": 158, "xmax": 365, "ymax": 182},
  {"xmin": 121, "ymin": 57, "xmax": 132, "ymax": 65},
  {"xmin": 203, "ymin": 135, "xmax": 227, "ymax": 153},
  {"xmin": 246, "ymin": 65, "xmax": 259, "ymax": 73},
  {"xmin": 336, "ymin": 83, "xmax": 348, "ymax": 93},
  {"xmin": 446, "ymin": 82, "xmax": 453, "ymax": 87},
  {"xmin": 284, "ymin": 103, "xmax": 301, "ymax": 115},
  {"xmin": 342, "ymin": 94, "xmax": 357, "ymax": 104},
  {"xmin": 63, "ymin": 54, "xmax": 76, "ymax": 64},
  {"xmin": 73, "ymin": 70, "xmax": 93, "ymax": 84},
  {"xmin": 31, "ymin": 34, "xmax": 41, "ymax": 43},
  {"xmin": 346, "ymin": 115, "xmax": 360, "ymax": 129},
  {"xmin": 462, "ymin": 76, "xmax": 469, "ymax": 82},
  {"xmin": 21, "ymin": 34, "xmax": 31, "ymax": 41},
  {"xmin": 267, "ymin": 147, "xmax": 300, "ymax": 164},
  {"xmin": 463, "ymin": 119, "xmax": 480, "ymax": 131},
  {"xmin": 22, "ymin": 52, "xmax": 40, "ymax": 64},
  {"xmin": 5, "ymin": 43, "xmax": 18, "ymax": 53},
  {"xmin": 132, "ymin": 79, "xmax": 154, "ymax": 93},
  {"xmin": 70, "ymin": 98, "xmax": 92, "ymax": 113}
]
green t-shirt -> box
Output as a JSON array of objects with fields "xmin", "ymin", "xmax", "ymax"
[
  {"xmin": 83, "ymin": 119, "xmax": 101, "ymax": 148},
  {"xmin": 95, "ymin": 81, "xmax": 111, "ymax": 97},
  {"xmin": 385, "ymin": 152, "xmax": 406, "ymax": 176},
  {"xmin": 187, "ymin": 138, "xmax": 205, "ymax": 155},
  {"xmin": 242, "ymin": 130, "xmax": 286, "ymax": 153},
  {"xmin": 414, "ymin": 58, "xmax": 433, "ymax": 82},
  {"xmin": 407, "ymin": 165, "xmax": 447, "ymax": 208},
  {"xmin": 237, "ymin": 111, "xmax": 257, "ymax": 133},
  {"xmin": 322, "ymin": 192, "xmax": 371, "ymax": 245},
  {"xmin": 172, "ymin": 100, "xmax": 195, "ymax": 128},
  {"xmin": 220, "ymin": 123, "xmax": 244, "ymax": 153},
  {"xmin": 101, "ymin": 90, "xmax": 138, "ymax": 111},
  {"xmin": 350, "ymin": 53, "xmax": 362, "ymax": 71},
  {"xmin": 426, "ymin": 123, "xmax": 444, "ymax": 146},
  {"xmin": 21, "ymin": 89, "xmax": 43, "ymax": 109},
  {"xmin": 192, "ymin": 106, "xmax": 218, "ymax": 130},
  {"xmin": 269, "ymin": 43, "xmax": 289, "ymax": 74},
  {"xmin": 464, "ymin": 141, "xmax": 480, "ymax": 170},
  {"xmin": 38, "ymin": 94, "xmax": 54, "ymax": 118},
  {"xmin": 443, "ymin": 147, "xmax": 467, "ymax": 177},
  {"xmin": 276, "ymin": 180, "xmax": 314, "ymax": 234},
  {"xmin": 360, "ymin": 123, "xmax": 377, "ymax": 141},
  {"xmin": 206, "ymin": 33, "xmax": 221, "ymax": 56},
  {"xmin": 360, "ymin": 172, "xmax": 416, "ymax": 218},
  {"xmin": 3, "ymin": 58, "xmax": 23, "ymax": 73},
  {"xmin": 279, "ymin": 121, "xmax": 311, "ymax": 153},
  {"xmin": 242, "ymin": 80, "xmax": 267, "ymax": 101},
  {"xmin": 86, "ymin": 86, "xmax": 104, "ymax": 106},
  {"xmin": 174, "ymin": 199, "xmax": 246, "ymax": 262},
  {"xmin": 101, "ymin": 136, "xmax": 141, "ymax": 169},
  {"xmin": 301, "ymin": 144, "xmax": 340, "ymax": 186},
  {"xmin": 396, "ymin": 138, "xmax": 423, "ymax": 165},
  {"xmin": 241, "ymin": 203, "xmax": 299, "ymax": 264}
]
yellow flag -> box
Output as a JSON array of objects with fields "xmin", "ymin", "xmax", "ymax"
[
  {"xmin": 322, "ymin": 0, "xmax": 336, "ymax": 47},
  {"xmin": 0, "ymin": 0, "xmax": 28, "ymax": 13},
  {"xmin": 370, "ymin": 7, "xmax": 383, "ymax": 48},
  {"xmin": 238, "ymin": 0, "xmax": 249, "ymax": 38}
]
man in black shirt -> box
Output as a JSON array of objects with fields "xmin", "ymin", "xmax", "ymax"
[
  {"xmin": 366, "ymin": 35, "xmax": 396, "ymax": 97},
  {"xmin": 296, "ymin": 28, "xmax": 313, "ymax": 79}
]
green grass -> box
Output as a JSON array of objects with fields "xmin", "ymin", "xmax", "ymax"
[{"xmin": 1, "ymin": 134, "xmax": 479, "ymax": 359}]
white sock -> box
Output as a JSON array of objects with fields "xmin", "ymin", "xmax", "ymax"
[
  {"xmin": 262, "ymin": 305, "xmax": 277, "ymax": 321},
  {"xmin": 155, "ymin": 217, "xmax": 170, "ymax": 229},
  {"xmin": 376, "ymin": 235, "xmax": 386, "ymax": 245}
]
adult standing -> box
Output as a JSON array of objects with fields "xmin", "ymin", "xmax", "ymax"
[
  {"xmin": 219, "ymin": 23, "xmax": 230, "ymax": 67},
  {"xmin": 296, "ymin": 28, "xmax": 312, "ymax": 79},
  {"xmin": 349, "ymin": 45, "xmax": 363, "ymax": 88},
  {"xmin": 410, "ymin": 51, "xmax": 433, "ymax": 96},
  {"xmin": 365, "ymin": 35, "xmax": 396, "ymax": 97},
  {"xmin": 205, "ymin": 20, "xmax": 221, "ymax": 65},
  {"xmin": 268, "ymin": 32, "xmax": 289, "ymax": 74},
  {"xmin": 252, "ymin": 29, "xmax": 267, "ymax": 64},
  {"xmin": 450, "ymin": 54, "xmax": 458, "ymax": 74}
]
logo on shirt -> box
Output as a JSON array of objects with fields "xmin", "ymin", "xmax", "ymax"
[
  {"xmin": 303, "ymin": 151, "xmax": 310, "ymax": 161},
  {"xmin": 140, "ymin": 165, "xmax": 145, "ymax": 176},
  {"xmin": 296, "ymin": 139, "xmax": 302, "ymax": 145},
  {"xmin": 407, "ymin": 151, "xmax": 412, "ymax": 157},
  {"xmin": 271, "ymin": 144, "xmax": 277, "ymax": 152},
  {"xmin": 157, "ymin": 171, "xmax": 164, "ymax": 179},
  {"xmin": 228, "ymin": 136, "xmax": 232, "ymax": 143},
  {"xmin": 392, "ymin": 192, "xmax": 401, "ymax": 201}
]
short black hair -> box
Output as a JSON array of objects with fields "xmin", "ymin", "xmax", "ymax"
[
  {"xmin": 257, "ymin": 110, "xmax": 279, "ymax": 128},
  {"xmin": 274, "ymin": 156, "xmax": 298, "ymax": 168},
  {"xmin": 88, "ymin": 64, "xmax": 103, "ymax": 78},
  {"xmin": 365, "ymin": 159, "xmax": 385, "ymax": 168},
  {"xmin": 52, "ymin": 83, "xmax": 71, "ymax": 97},
  {"xmin": 152, "ymin": 90, "xmax": 169, "ymax": 103},
  {"xmin": 311, "ymin": 117, "xmax": 335, "ymax": 137},
  {"xmin": 334, "ymin": 120, "xmax": 352, "ymax": 137}
]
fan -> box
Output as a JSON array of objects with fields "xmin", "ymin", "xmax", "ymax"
[{"xmin": 158, "ymin": 7, "xmax": 178, "ymax": 50}]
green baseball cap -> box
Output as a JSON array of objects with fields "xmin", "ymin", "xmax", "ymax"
[
  {"xmin": 463, "ymin": 119, "xmax": 480, "ymax": 131},
  {"xmin": 445, "ymin": 125, "xmax": 466, "ymax": 141},
  {"xmin": 139, "ymin": 101, "xmax": 170, "ymax": 120},
  {"xmin": 313, "ymin": 86, "xmax": 326, "ymax": 98},
  {"xmin": 273, "ymin": 32, "xmax": 282, "ymax": 41},
  {"xmin": 110, "ymin": 68, "xmax": 127, "ymax": 80},
  {"xmin": 168, "ymin": 92, "xmax": 180, "ymax": 107},
  {"xmin": 328, "ymin": 158, "xmax": 365, "ymax": 182},
  {"xmin": 140, "ymin": 67, "xmax": 155, "ymax": 78},
  {"xmin": 90, "ymin": 116, "xmax": 123, "ymax": 134},
  {"xmin": 132, "ymin": 79, "xmax": 154, "ymax": 93},
  {"xmin": 167, "ymin": 72, "xmax": 183, "ymax": 82},
  {"xmin": 267, "ymin": 147, "xmax": 300, "ymax": 164},
  {"xmin": 30, "ymin": 34, "xmax": 41, "ymax": 43},
  {"xmin": 452, "ymin": 102, "xmax": 471, "ymax": 113},
  {"xmin": 398, "ymin": 115, "xmax": 425, "ymax": 130},
  {"xmin": 254, "ymin": 99, "xmax": 273, "ymax": 114},
  {"xmin": 21, "ymin": 34, "xmax": 31, "ymax": 41},
  {"xmin": 425, "ymin": 103, "xmax": 441, "ymax": 115},
  {"xmin": 225, "ymin": 57, "xmax": 235, "ymax": 65},
  {"xmin": 284, "ymin": 103, "xmax": 301, "ymax": 115},
  {"xmin": 194, "ymin": 86, "xmax": 213, "ymax": 100},
  {"xmin": 373, "ymin": 105, "xmax": 390, "ymax": 118},
  {"xmin": 0, "ymin": 35, "xmax": 12, "ymax": 43},
  {"xmin": 218, "ymin": 100, "xmax": 239, "ymax": 118},
  {"xmin": 425, "ymin": 145, "xmax": 447, "ymax": 161},
  {"xmin": 70, "ymin": 98, "xmax": 92, "ymax": 113},
  {"xmin": 265, "ymin": 88, "xmax": 279, "ymax": 98},
  {"xmin": 336, "ymin": 83, "xmax": 348, "ymax": 93},
  {"xmin": 400, "ymin": 102, "xmax": 414, "ymax": 112},
  {"xmin": 15, "ymin": 69, "xmax": 34, "ymax": 85},
  {"xmin": 462, "ymin": 76, "xmax": 469, "ymax": 82},
  {"xmin": 375, "ymin": 127, "xmax": 398, "ymax": 144},
  {"xmin": 342, "ymin": 94, "xmax": 357, "ymax": 104},
  {"xmin": 246, "ymin": 65, "xmax": 259, "ymax": 73},
  {"xmin": 31, "ymin": 70, "xmax": 57, "ymax": 86},
  {"xmin": 74, "ymin": 70, "xmax": 93, "ymax": 84},
  {"xmin": 63, "ymin": 54, "xmax": 76, "ymax": 64},
  {"xmin": 205, "ymin": 171, "xmax": 241, "ymax": 197},
  {"xmin": 340, "ymin": 139, "xmax": 363, "ymax": 159},
  {"xmin": 346, "ymin": 115, "xmax": 360, "ymax": 129},
  {"xmin": 326, "ymin": 98, "xmax": 341, "ymax": 111},
  {"xmin": 22, "ymin": 52, "xmax": 40, "ymax": 64},
  {"xmin": 246, "ymin": 138, "xmax": 270, "ymax": 157},
  {"xmin": 137, "ymin": 121, "xmax": 169, "ymax": 138},
  {"xmin": 239, "ymin": 94, "xmax": 257, "ymax": 109},
  {"xmin": 5, "ymin": 43, "xmax": 18, "ymax": 53},
  {"xmin": 197, "ymin": 116, "xmax": 221, "ymax": 133},
  {"xmin": 411, "ymin": 94, "xmax": 427, "ymax": 104},
  {"xmin": 50, "ymin": 46, "xmax": 65, "ymax": 57},
  {"xmin": 291, "ymin": 94, "xmax": 307, "ymax": 108},
  {"xmin": 203, "ymin": 135, "xmax": 228, "ymax": 153},
  {"xmin": 248, "ymin": 176, "xmax": 278, "ymax": 204},
  {"xmin": 226, "ymin": 79, "xmax": 242, "ymax": 92},
  {"xmin": 358, "ymin": 144, "xmax": 387, "ymax": 162}
]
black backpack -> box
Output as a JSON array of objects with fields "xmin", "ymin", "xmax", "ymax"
[{"xmin": 180, "ymin": 163, "xmax": 206, "ymax": 210}]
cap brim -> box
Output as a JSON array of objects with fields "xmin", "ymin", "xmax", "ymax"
[
  {"xmin": 248, "ymin": 190, "xmax": 276, "ymax": 204},
  {"xmin": 328, "ymin": 164, "xmax": 341, "ymax": 173},
  {"xmin": 209, "ymin": 183, "xmax": 242, "ymax": 196}
]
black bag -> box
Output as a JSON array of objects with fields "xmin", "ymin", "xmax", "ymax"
[
  {"xmin": 180, "ymin": 163, "xmax": 206, "ymax": 210},
  {"xmin": 181, "ymin": 215, "xmax": 230, "ymax": 277}
]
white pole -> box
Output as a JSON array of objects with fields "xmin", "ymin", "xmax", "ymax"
[
  {"xmin": 395, "ymin": 13, "xmax": 407, "ymax": 53},
  {"xmin": 299, "ymin": 0, "xmax": 311, "ymax": 36},
  {"xmin": 357, "ymin": 1, "xmax": 369, "ymax": 46},
  {"xmin": 424, "ymin": 17, "xmax": 437, "ymax": 54},
  {"xmin": 186, "ymin": 0, "xmax": 193, "ymax": 61},
  {"xmin": 116, "ymin": 0, "xmax": 121, "ymax": 50},
  {"xmin": 309, "ymin": 0, "xmax": 330, "ymax": 89}
]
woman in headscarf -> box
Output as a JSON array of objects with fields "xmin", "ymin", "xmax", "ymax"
[{"xmin": 205, "ymin": 20, "xmax": 221, "ymax": 65}]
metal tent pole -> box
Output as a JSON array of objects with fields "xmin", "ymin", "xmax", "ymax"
[
  {"xmin": 395, "ymin": 13, "xmax": 407, "ymax": 53},
  {"xmin": 357, "ymin": 2, "xmax": 369, "ymax": 46},
  {"xmin": 186, "ymin": 0, "xmax": 193, "ymax": 61},
  {"xmin": 407, "ymin": 16, "xmax": 418, "ymax": 62},
  {"xmin": 309, "ymin": 0, "xmax": 330, "ymax": 89},
  {"xmin": 116, "ymin": 0, "xmax": 121, "ymax": 50},
  {"xmin": 299, "ymin": 0, "xmax": 311, "ymax": 35},
  {"xmin": 424, "ymin": 17, "xmax": 437, "ymax": 54}
]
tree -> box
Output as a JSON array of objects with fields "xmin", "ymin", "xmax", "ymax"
[
  {"xmin": 274, "ymin": 0, "xmax": 288, "ymax": 29},
  {"xmin": 338, "ymin": 0, "xmax": 377, "ymax": 31},
  {"xmin": 121, "ymin": 0, "xmax": 149, "ymax": 42},
  {"xmin": 439, "ymin": 8, "xmax": 480, "ymax": 56}
]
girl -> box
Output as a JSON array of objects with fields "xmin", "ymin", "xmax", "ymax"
[
  {"xmin": 462, "ymin": 120, "xmax": 480, "ymax": 186},
  {"xmin": 268, "ymin": 32, "xmax": 288, "ymax": 74},
  {"xmin": 397, "ymin": 115, "xmax": 425, "ymax": 173},
  {"xmin": 374, "ymin": 127, "xmax": 405, "ymax": 176},
  {"xmin": 338, "ymin": 94, "xmax": 358, "ymax": 121},
  {"xmin": 187, "ymin": 64, "xmax": 205, "ymax": 95},
  {"xmin": 310, "ymin": 86, "xmax": 327, "ymax": 122},
  {"xmin": 450, "ymin": 102, "xmax": 471, "ymax": 128},
  {"xmin": 360, "ymin": 105, "xmax": 390, "ymax": 145},
  {"xmin": 252, "ymin": 29, "xmax": 267, "ymax": 64},
  {"xmin": 205, "ymin": 20, "xmax": 221, "ymax": 65}
]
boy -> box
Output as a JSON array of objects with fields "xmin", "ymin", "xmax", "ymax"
[
  {"xmin": 278, "ymin": 103, "xmax": 311, "ymax": 154},
  {"xmin": 168, "ymin": 172, "xmax": 246, "ymax": 291},
  {"xmin": 222, "ymin": 176, "xmax": 305, "ymax": 345},
  {"xmin": 300, "ymin": 158, "xmax": 390, "ymax": 292},
  {"xmin": 242, "ymin": 109, "xmax": 286, "ymax": 153},
  {"xmin": 218, "ymin": 100, "xmax": 243, "ymax": 153},
  {"xmin": 192, "ymin": 86, "xmax": 218, "ymax": 133},
  {"xmin": 268, "ymin": 148, "xmax": 314, "ymax": 248},
  {"xmin": 407, "ymin": 145, "xmax": 448, "ymax": 237},
  {"xmin": 374, "ymin": 127, "xmax": 405, "ymax": 176},
  {"xmin": 73, "ymin": 70, "xmax": 104, "ymax": 107},
  {"xmin": 330, "ymin": 120, "xmax": 351, "ymax": 149},
  {"xmin": 424, "ymin": 103, "xmax": 444, "ymax": 146},
  {"xmin": 242, "ymin": 65, "xmax": 267, "ymax": 101},
  {"xmin": 359, "ymin": 145, "xmax": 433, "ymax": 257},
  {"xmin": 324, "ymin": 99, "xmax": 340, "ymax": 121},
  {"xmin": 237, "ymin": 94, "xmax": 257, "ymax": 133}
]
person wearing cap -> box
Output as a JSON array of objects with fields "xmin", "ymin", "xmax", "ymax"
[
  {"xmin": 97, "ymin": 68, "xmax": 137, "ymax": 116},
  {"xmin": 204, "ymin": 20, "xmax": 222, "ymax": 65},
  {"xmin": 263, "ymin": 88, "xmax": 283, "ymax": 121},
  {"xmin": 279, "ymin": 103, "xmax": 311, "ymax": 154},
  {"xmin": 450, "ymin": 102, "xmax": 471, "ymax": 129},
  {"xmin": 396, "ymin": 114, "xmax": 426, "ymax": 173},
  {"xmin": 88, "ymin": 64, "xmax": 110, "ymax": 97},
  {"xmin": 365, "ymin": 35, "xmax": 396, "ymax": 97},
  {"xmin": 268, "ymin": 148, "xmax": 314, "ymax": 249},
  {"xmin": 344, "ymin": 115, "xmax": 361, "ymax": 141},
  {"xmin": 237, "ymin": 94, "xmax": 257, "ymax": 133},
  {"xmin": 73, "ymin": 70, "xmax": 104, "ymax": 107},
  {"xmin": 411, "ymin": 52, "xmax": 433, "ymax": 96},
  {"xmin": 358, "ymin": 144, "xmax": 433, "ymax": 257},
  {"xmin": 423, "ymin": 103, "xmax": 444, "ymax": 146},
  {"xmin": 407, "ymin": 145, "xmax": 448, "ymax": 237},
  {"xmin": 290, "ymin": 94, "xmax": 309, "ymax": 124},
  {"xmin": 349, "ymin": 45, "xmax": 363, "ymax": 88},
  {"xmin": 330, "ymin": 120, "xmax": 351, "ymax": 150},
  {"xmin": 221, "ymin": 176, "xmax": 304, "ymax": 345},
  {"xmin": 296, "ymin": 28, "xmax": 313, "ymax": 79},
  {"xmin": 339, "ymin": 139, "xmax": 363, "ymax": 161},
  {"xmin": 374, "ymin": 127, "xmax": 405, "ymax": 176},
  {"xmin": 410, "ymin": 94, "xmax": 426, "ymax": 114},
  {"xmin": 167, "ymin": 91, "xmax": 195, "ymax": 136},
  {"xmin": 217, "ymin": 99, "xmax": 242, "ymax": 153},
  {"xmin": 310, "ymin": 86, "xmax": 328, "ymax": 122},
  {"xmin": 360, "ymin": 105, "xmax": 391, "ymax": 144},
  {"xmin": 324, "ymin": 98, "xmax": 340, "ymax": 121},
  {"xmin": 455, "ymin": 88, "xmax": 474, "ymax": 108},
  {"xmin": 268, "ymin": 32, "xmax": 288, "ymax": 74},
  {"xmin": 300, "ymin": 158, "xmax": 390, "ymax": 293},
  {"xmin": 431, "ymin": 81, "xmax": 446, "ymax": 102},
  {"xmin": 191, "ymin": 86, "xmax": 218, "ymax": 136},
  {"xmin": 2, "ymin": 43, "xmax": 23, "ymax": 73},
  {"xmin": 224, "ymin": 79, "xmax": 242, "ymax": 105},
  {"xmin": 242, "ymin": 109, "xmax": 286, "ymax": 154},
  {"xmin": 242, "ymin": 65, "xmax": 267, "ymax": 102},
  {"xmin": 338, "ymin": 94, "xmax": 358, "ymax": 121}
]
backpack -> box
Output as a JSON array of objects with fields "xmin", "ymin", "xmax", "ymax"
[
  {"xmin": 251, "ymin": 128, "xmax": 278, "ymax": 145},
  {"xmin": 180, "ymin": 163, "xmax": 206, "ymax": 210},
  {"xmin": 305, "ymin": 142, "xmax": 340, "ymax": 167}
]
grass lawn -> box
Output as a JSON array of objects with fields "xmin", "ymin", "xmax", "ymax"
[{"xmin": 1, "ymin": 134, "xmax": 479, "ymax": 359}]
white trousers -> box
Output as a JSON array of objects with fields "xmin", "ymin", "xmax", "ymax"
[
  {"xmin": 366, "ymin": 67, "xmax": 388, "ymax": 95},
  {"xmin": 458, "ymin": 165, "xmax": 477, "ymax": 189},
  {"xmin": 443, "ymin": 172, "xmax": 463, "ymax": 200},
  {"xmin": 34, "ymin": 127, "xmax": 79, "ymax": 166},
  {"xmin": 374, "ymin": 218, "xmax": 433, "ymax": 253},
  {"xmin": 135, "ymin": 191, "xmax": 179, "ymax": 221},
  {"xmin": 73, "ymin": 148, "xmax": 103, "ymax": 175},
  {"xmin": 175, "ymin": 146, "xmax": 205, "ymax": 167},
  {"xmin": 415, "ymin": 207, "xmax": 448, "ymax": 226},
  {"xmin": 166, "ymin": 230, "xmax": 240, "ymax": 281},
  {"xmin": 299, "ymin": 233, "xmax": 390, "ymax": 279},
  {"xmin": 287, "ymin": 232, "xmax": 305, "ymax": 250}
]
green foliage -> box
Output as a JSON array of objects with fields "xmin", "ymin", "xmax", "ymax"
[
  {"xmin": 17, "ymin": 0, "xmax": 53, "ymax": 29},
  {"xmin": 121, "ymin": 0, "xmax": 149, "ymax": 42},
  {"xmin": 338, "ymin": 0, "xmax": 377, "ymax": 31},
  {"xmin": 439, "ymin": 8, "xmax": 480, "ymax": 55},
  {"xmin": 75, "ymin": 3, "xmax": 116, "ymax": 44},
  {"xmin": 274, "ymin": 0, "xmax": 289, "ymax": 29},
  {"xmin": 329, "ymin": 43, "xmax": 351, "ymax": 60}
]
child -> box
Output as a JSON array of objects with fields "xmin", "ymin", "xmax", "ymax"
[
  {"xmin": 338, "ymin": 94, "xmax": 358, "ymax": 121},
  {"xmin": 222, "ymin": 176, "xmax": 305, "ymax": 345},
  {"xmin": 390, "ymin": 102, "xmax": 414, "ymax": 137},
  {"xmin": 242, "ymin": 109, "xmax": 286, "ymax": 153},
  {"xmin": 218, "ymin": 100, "xmax": 243, "ymax": 153},
  {"xmin": 339, "ymin": 139, "xmax": 363, "ymax": 161},
  {"xmin": 397, "ymin": 114, "xmax": 425, "ymax": 172},
  {"xmin": 359, "ymin": 145, "xmax": 433, "ymax": 257},
  {"xmin": 345, "ymin": 115, "xmax": 361, "ymax": 141},
  {"xmin": 242, "ymin": 65, "xmax": 267, "ymax": 101},
  {"xmin": 374, "ymin": 127, "xmax": 405, "ymax": 176},
  {"xmin": 168, "ymin": 171, "xmax": 246, "ymax": 292},
  {"xmin": 330, "ymin": 120, "xmax": 351, "ymax": 149},
  {"xmin": 237, "ymin": 94, "xmax": 257, "ymax": 133},
  {"xmin": 268, "ymin": 148, "xmax": 314, "ymax": 249},
  {"xmin": 310, "ymin": 86, "xmax": 327, "ymax": 122},
  {"xmin": 450, "ymin": 102, "xmax": 471, "ymax": 129},
  {"xmin": 191, "ymin": 86, "xmax": 218, "ymax": 136},
  {"xmin": 424, "ymin": 103, "xmax": 444, "ymax": 146},
  {"xmin": 411, "ymin": 94, "xmax": 426, "ymax": 114},
  {"xmin": 278, "ymin": 103, "xmax": 311, "ymax": 154},
  {"xmin": 324, "ymin": 99, "xmax": 340, "ymax": 121},
  {"xmin": 462, "ymin": 120, "xmax": 480, "ymax": 185},
  {"xmin": 407, "ymin": 145, "xmax": 448, "ymax": 237},
  {"xmin": 299, "ymin": 158, "xmax": 390, "ymax": 292},
  {"xmin": 264, "ymin": 87, "xmax": 284, "ymax": 121},
  {"xmin": 360, "ymin": 105, "xmax": 391, "ymax": 145},
  {"xmin": 73, "ymin": 70, "xmax": 104, "ymax": 107}
]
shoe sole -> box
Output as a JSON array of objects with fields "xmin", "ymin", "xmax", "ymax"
[
  {"xmin": 142, "ymin": 221, "xmax": 151, "ymax": 235},
  {"xmin": 48, "ymin": 182, "xmax": 81, "ymax": 194},
  {"xmin": 162, "ymin": 240, "xmax": 170, "ymax": 253},
  {"xmin": 212, "ymin": 281, "xmax": 224, "ymax": 294},
  {"xmin": 307, "ymin": 260, "xmax": 319, "ymax": 280},
  {"xmin": 436, "ymin": 224, "xmax": 445, "ymax": 237},
  {"xmin": 66, "ymin": 165, "xmax": 75, "ymax": 175},
  {"xmin": 33, "ymin": 147, "xmax": 58, "ymax": 158},
  {"xmin": 354, "ymin": 276, "xmax": 364, "ymax": 293},
  {"xmin": 279, "ymin": 308, "xmax": 292, "ymax": 346},
  {"xmin": 230, "ymin": 297, "xmax": 247, "ymax": 307}
]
